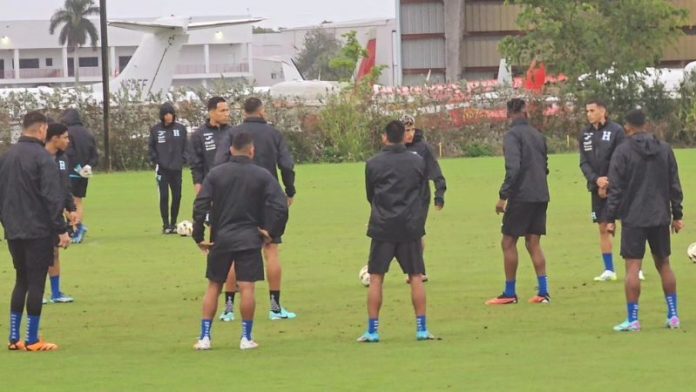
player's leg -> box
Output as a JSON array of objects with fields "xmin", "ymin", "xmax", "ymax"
[
  {"xmin": 358, "ymin": 240, "xmax": 390, "ymax": 342},
  {"xmin": 405, "ymin": 237, "xmax": 429, "ymax": 284},
  {"xmin": 219, "ymin": 266, "xmax": 237, "ymax": 322},
  {"xmin": 157, "ymin": 170, "xmax": 171, "ymax": 233},
  {"xmin": 194, "ymin": 249, "xmax": 230, "ymax": 350},
  {"xmin": 265, "ymin": 242, "xmax": 295, "ymax": 319},
  {"xmin": 614, "ymin": 226, "xmax": 644, "ymax": 332},
  {"xmin": 400, "ymin": 240, "xmax": 434, "ymax": 340},
  {"xmin": 169, "ymin": 170, "xmax": 183, "ymax": 230},
  {"xmin": 594, "ymin": 221, "xmax": 618, "ymax": 281},
  {"xmin": 485, "ymin": 234, "xmax": 519, "ymax": 304},
  {"xmin": 525, "ymin": 235, "xmax": 550, "ymax": 303},
  {"xmin": 24, "ymin": 238, "xmax": 57, "ymax": 351},
  {"xmin": 7, "ymin": 240, "xmax": 28, "ymax": 350},
  {"xmin": 47, "ymin": 248, "xmax": 73, "ymax": 303},
  {"xmin": 648, "ymin": 226, "xmax": 679, "ymax": 328},
  {"xmin": 236, "ymin": 248, "xmax": 264, "ymax": 350}
]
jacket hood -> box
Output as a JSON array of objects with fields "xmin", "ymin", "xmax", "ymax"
[
  {"xmin": 413, "ymin": 129, "xmax": 424, "ymax": 143},
  {"xmin": 159, "ymin": 103, "xmax": 176, "ymax": 123},
  {"xmin": 61, "ymin": 109, "xmax": 82, "ymax": 126},
  {"xmin": 630, "ymin": 133, "xmax": 660, "ymax": 158}
]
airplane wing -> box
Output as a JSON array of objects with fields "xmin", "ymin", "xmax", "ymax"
[
  {"xmin": 188, "ymin": 18, "xmax": 264, "ymax": 30},
  {"xmin": 109, "ymin": 20, "xmax": 182, "ymax": 33}
]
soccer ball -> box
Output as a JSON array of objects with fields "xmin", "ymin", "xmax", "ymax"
[
  {"xmin": 176, "ymin": 220, "xmax": 193, "ymax": 236},
  {"xmin": 359, "ymin": 265, "xmax": 370, "ymax": 287},
  {"xmin": 687, "ymin": 242, "xmax": 696, "ymax": 263}
]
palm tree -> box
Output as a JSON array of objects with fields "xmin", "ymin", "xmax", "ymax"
[{"xmin": 49, "ymin": 0, "xmax": 100, "ymax": 85}]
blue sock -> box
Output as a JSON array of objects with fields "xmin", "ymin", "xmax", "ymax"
[
  {"xmin": 242, "ymin": 320, "xmax": 254, "ymax": 340},
  {"xmin": 537, "ymin": 275, "xmax": 549, "ymax": 296},
  {"xmin": 504, "ymin": 280, "xmax": 516, "ymax": 297},
  {"xmin": 200, "ymin": 319, "xmax": 212, "ymax": 340},
  {"xmin": 666, "ymin": 294, "xmax": 678, "ymax": 319},
  {"xmin": 627, "ymin": 303, "xmax": 639, "ymax": 323},
  {"xmin": 368, "ymin": 318, "xmax": 379, "ymax": 334},
  {"xmin": 50, "ymin": 276, "xmax": 61, "ymax": 299},
  {"xmin": 26, "ymin": 315, "xmax": 40, "ymax": 345},
  {"xmin": 416, "ymin": 316, "xmax": 427, "ymax": 332},
  {"xmin": 9, "ymin": 312, "xmax": 22, "ymax": 343},
  {"xmin": 602, "ymin": 253, "xmax": 614, "ymax": 272}
]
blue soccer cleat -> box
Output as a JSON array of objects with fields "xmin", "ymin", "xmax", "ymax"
[
  {"xmin": 613, "ymin": 319, "xmax": 641, "ymax": 332},
  {"xmin": 416, "ymin": 330, "xmax": 436, "ymax": 341},
  {"xmin": 72, "ymin": 225, "xmax": 88, "ymax": 244},
  {"xmin": 356, "ymin": 331, "xmax": 380, "ymax": 343}
]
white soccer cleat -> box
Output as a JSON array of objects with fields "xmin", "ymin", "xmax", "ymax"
[
  {"xmin": 240, "ymin": 337, "xmax": 258, "ymax": 350},
  {"xmin": 193, "ymin": 337, "xmax": 211, "ymax": 350},
  {"xmin": 639, "ymin": 270, "xmax": 645, "ymax": 281},
  {"xmin": 593, "ymin": 270, "xmax": 617, "ymax": 282}
]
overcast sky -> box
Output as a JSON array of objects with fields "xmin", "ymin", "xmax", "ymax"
[{"xmin": 0, "ymin": 0, "xmax": 395, "ymax": 28}]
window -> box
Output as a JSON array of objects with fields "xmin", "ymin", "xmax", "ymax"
[
  {"xmin": 19, "ymin": 58, "xmax": 39, "ymax": 69},
  {"xmin": 46, "ymin": 58, "xmax": 53, "ymax": 67},
  {"xmin": 271, "ymin": 72, "xmax": 277, "ymax": 80},
  {"xmin": 79, "ymin": 57, "xmax": 98, "ymax": 67}
]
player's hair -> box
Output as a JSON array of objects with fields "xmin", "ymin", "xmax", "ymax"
[
  {"xmin": 207, "ymin": 96, "xmax": 226, "ymax": 111},
  {"xmin": 22, "ymin": 111, "xmax": 48, "ymax": 130},
  {"xmin": 232, "ymin": 132, "xmax": 254, "ymax": 151},
  {"xmin": 384, "ymin": 120, "xmax": 405, "ymax": 143},
  {"xmin": 506, "ymin": 98, "xmax": 526, "ymax": 115},
  {"xmin": 586, "ymin": 99, "xmax": 607, "ymax": 109},
  {"xmin": 46, "ymin": 123, "xmax": 68, "ymax": 141},
  {"xmin": 244, "ymin": 97, "xmax": 263, "ymax": 114},
  {"xmin": 624, "ymin": 109, "xmax": 646, "ymax": 127},
  {"xmin": 400, "ymin": 114, "xmax": 415, "ymax": 126}
]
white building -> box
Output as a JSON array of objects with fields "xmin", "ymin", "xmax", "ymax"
[{"xmin": 0, "ymin": 16, "xmax": 254, "ymax": 88}]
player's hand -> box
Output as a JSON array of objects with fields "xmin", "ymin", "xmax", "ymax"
[
  {"xmin": 597, "ymin": 187, "xmax": 608, "ymax": 199},
  {"xmin": 672, "ymin": 220, "xmax": 684, "ymax": 234},
  {"xmin": 58, "ymin": 233, "xmax": 71, "ymax": 249},
  {"xmin": 596, "ymin": 176, "xmax": 609, "ymax": 189},
  {"xmin": 197, "ymin": 241, "xmax": 213, "ymax": 255},
  {"xmin": 606, "ymin": 223, "xmax": 616, "ymax": 235},
  {"xmin": 258, "ymin": 228, "xmax": 272, "ymax": 244},
  {"xmin": 194, "ymin": 184, "xmax": 202, "ymax": 195},
  {"xmin": 68, "ymin": 211, "xmax": 79, "ymax": 226},
  {"xmin": 435, "ymin": 204, "xmax": 444, "ymax": 211},
  {"xmin": 495, "ymin": 199, "xmax": 507, "ymax": 215},
  {"xmin": 287, "ymin": 196, "xmax": 294, "ymax": 207}
]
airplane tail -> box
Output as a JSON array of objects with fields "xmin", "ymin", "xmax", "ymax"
[{"xmin": 497, "ymin": 58, "xmax": 512, "ymax": 86}]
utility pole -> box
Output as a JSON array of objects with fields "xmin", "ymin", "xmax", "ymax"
[{"xmin": 99, "ymin": 0, "xmax": 111, "ymax": 171}]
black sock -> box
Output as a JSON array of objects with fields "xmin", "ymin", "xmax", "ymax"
[
  {"xmin": 270, "ymin": 290, "xmax": 281, "ymax": 312},
  {"xmin": 225, "ymin": 291, "xmax": 236, "ymax": 306}
]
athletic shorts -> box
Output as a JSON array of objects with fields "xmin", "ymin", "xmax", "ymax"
[
  {"xmin": 501, "ymin": 201, "xmax": 548, "ymax": 237},
  {"xmin": 591, "ymin": 193, "xmax": 608, "ymax": 223},
  {"xmin": 206, "ymin": 247, "xmax": 264, "ymax": 283},
  {"xmin": 368, "ymin": 239, "xmax": 424, "ymax": 276},
  {"xmin": 620, "ymin": 225, "xmax": 671, "ymax": 259},
  {"xmin": 70, "ymin": 178, "xmax": 89, "ymax": 198},
  {"xmin": 7, "ymin": 237, "xmax": 55, "ymax": 271}
]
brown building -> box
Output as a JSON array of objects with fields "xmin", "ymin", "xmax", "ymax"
[{"xmin": 397, "ymin": 0, "xmax": 696, "ymax": 85}]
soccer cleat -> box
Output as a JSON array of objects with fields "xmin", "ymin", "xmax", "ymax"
[
  {"xmin": 613, "ymin": 320, "xmax": 641, "ymax": 332},
  {"xmin": 24, "ymin": 340, "xmax": 58, "ymax": 351},
  {"xmin": 8, "ymin": 341, "xmax": 25, "ymax": 351},
  {"xmin": 193, "ymin": 337, "xmax": 211, "ymax": 350},
  {"xmin": 416, "ymin": 330, "xmax": 436, "ymax": 341},
  {"xmin": 594, "ymin": 270, "xmax": 617, "ymax": 282},
  {"xmin": 269, "ymin": 308, "xmax": 297, "ymax": 320},
  {"xmin": 528, "ymin": 294, "xmax": 551, "ymax": 304},
  {"xmin": 72, "ymin": 225, "xmax": 88, "ymax": 244},
  {"xmin": 356, "ymin": 331, "xmax": 380, "ymax": 343},
  {"xmin": 50, "ymin": 293, "xmax": 74, "ymax": 304},
  {"xmin": 666, "ymin": 316, "xmax": 681, "ymax": 329},
  {"xmin": 165, "ymin": 225, "xmax": 177, "ymax": 235},
  {"xmin": 485, "ymin": 294, "xmax": 518, "ymax": 305},
  {"xmin": 42, "ymin": 298, "xmax": 48, "ymax": 305},
  {"xmin": 639, "ymin": 270, "xmax": 646, "ymax": 281},
  {"xmin": 219, "ymin": 311, "xmax": 235, "ymax": 322},
  {"xmin": 240, "ymin": 337, "xmax": 259, "ymax": 350}
]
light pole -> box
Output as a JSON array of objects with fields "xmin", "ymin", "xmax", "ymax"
[{"xmin": 99, "ymin": 0, "xmax": 111, "ymax": 171}]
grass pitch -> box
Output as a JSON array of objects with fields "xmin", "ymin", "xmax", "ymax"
[{"xmin": 1, "ymin": 151, "xmax": 696, "ymax": 391}]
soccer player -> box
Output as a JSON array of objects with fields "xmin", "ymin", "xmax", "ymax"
[
  {"xmin": 357, "ymin": 120, "xmax": 434, "ymax": 343},
  {"xmin": 189, "ymin": 96, "xmax": 231, "ymax": 195},
  {"xmin": 44, "ymin": 123, "xmax": 78, "ymax": 304},
  {"xmin": 579, "ymin": 100, "xmax": 645, "ymax": 282},
  {"xmin": 214, "ymin": 97, "xmax": 297, "ymax": 321},
  {"xmin": 402, "ymin": 114, "xmax": 446, "ymax": 282},
  {"xmin": 60, "ymin": 109, "xmax": 98, "ymax": 244},
  {"xmin": 606, "ymin": 109, "xmax": 684, "ymax": 332},
  {"xmin": 486, "ymin": 98, "xmax": 551, "ymax": 305},
  {"xmin": 192, "ymin": 132, "xmax": 288, "ymax": 350},
  {"xmin": 0, "ymin": 111, "xmax": 71, "ymax": 351},
  {"xmin": 149, "ymin": 103, "xmax": 188, "ymax": 234}
]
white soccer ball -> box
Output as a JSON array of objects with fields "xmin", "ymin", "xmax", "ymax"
[
  {"xmin": 359, "ymin": 265, "xmax": 370, "ymax": 287},
  {"xmin": 176, "ymin": 220, "xmax": 193, "ymax": 237},
  {"xmin": 687, "ymin": 242, "xmax": 696, "ymax": 263}
]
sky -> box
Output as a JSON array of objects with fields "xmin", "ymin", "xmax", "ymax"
[{"xmin": 0, "ymin": 0, "xmax": 396, "ymax": 28}]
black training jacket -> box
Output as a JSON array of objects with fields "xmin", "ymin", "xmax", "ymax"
[
  {"xmin": 365, "ymin": 144, "xmax": 428, "ymax": 242},
  {"xmin": 579, "ymin": 120, "xmax": 625, "ymax": 192},
  {"xmin": 406, "ymin": 129, "xmax": 447, "ymax": 206},
  {"xmin": 192, "ymin": 156, "xmax": 289, "ymax": 251},
  {"xmin": 499, "ymin": 119, "xmax": 550, "ymax": 202},
  {"xmin": 55, "ymin": 151, "xmax": 76, "ymax": 212},
  {"xmin": 148, "ymin": 105, "xmax": 188, "ymax": 172},
  {"xmin": 0, "ymin": 136, "xmax": 68, "ymax": 239},
  {"xmin": 213, "ymin": 117, "xmax": 296, "ymax": 197},
  {"xmin": 61, "ymin": 109, "xmax": 99, "ymax": 174},
  {"xmin": 606, "ymin": 133, "xmax": 683, "ymax": 227},
  {"xmin": 188, "ymin": 121, "xmax": 230, "ymax": 185}
]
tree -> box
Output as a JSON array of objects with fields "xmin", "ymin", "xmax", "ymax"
[
  {"xmin": 500, "ymin": 0, "xmax": 687, "ymax": 82},
  {"xmin": 295, "ymin": 29, "xmax": 344, "ymax": 80},
  {"xmin": 252, "ymin": 26, "xmax": 277, "ymax": 34},
  {"xmin": 49, "ymin": 0, "xmax": 100, "ymax": 85},
  {"xmin": 329, "ymin": 31, "xmax": 368, "ymax": 82}
]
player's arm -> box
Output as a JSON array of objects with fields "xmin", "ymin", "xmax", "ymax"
[
  {"xmin": 192, "ymin": 176, "xmax": 213, "ymax": 244},
  {"xmin": 263, "ymin": 176, "xmax": 290, "ymax": 240},
  {"xmin": 605, "ymin": 148, "xmax": 627, "ymax": 232},
  {"xmin": 148, "ymin": 127, "xmax": 158, "ymax": 166},
  {"xmin": 276, "ymin": 134, "xmax": 296, "ymax": 198},
  {"xmin": 668, "ymin": 147, "xmax": 684, "ymax": 232},
  {"xmin": 578, "ymin": 134, "xmax": 599, "ymax": 190},
  {"xmin": 39, "ymin": 156, "xmax": 70, "ymax": 247},
  {"xmin": 365, "ymin": 162, "xmax": 375, "ymax": 204},
  {"xmin": 424, "ymin": 143, "xmax": 446, "ymax": 208},
  {"xmin": 213, "ymin": 131, "xmax": 232, "ymax": 167},
  {"xmin": 88, "ymin": 132, "xmax": 99, "ymax": 169},
  {"xmin": 180, "ymin": 126, "xmax": 189, "ymax": 165},
  {"xmin": 498, "ymin": 132, "xmax": 521, "ymax": 202},
  {"xmin": 189, "ymin": 132, "xmax": 204, "ymax": 187}
]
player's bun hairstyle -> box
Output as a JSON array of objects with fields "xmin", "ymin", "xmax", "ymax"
[
  {"xmin": 506, "ymin": 98, "xmax": 526, "ymax": 115},
  {"xmin": 22, "ymin": 111, "xmax": 48, "ymax": 130},
  {"xmin": 624, "ymin": 109, "xmax": 646, "ymax": 127},
  {"xmin": 244, "ymin": 97, "xmax": 264, "ymax": 114},
  {"xmin": 207, "ymin": 96, "xmax": 227, "ymax": 111},
  {"xmin": 46, "ymin": 123, "xmax": 68, "ymax": 140},
  {"xmin": 232, "ymin": 132, "xmax": 254, "ymax": 151},
  {"xmin": 384, "ymin": 120, "xmax": 405, "ymax": 143},
  {"xmin": 586, "ymin": 99, "xmax": 608, "ymax": 109}
]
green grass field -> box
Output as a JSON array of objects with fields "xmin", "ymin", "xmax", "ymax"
[{"xmin": 1, "ymin": 151, "xmax": 696, "ymax": 391}]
